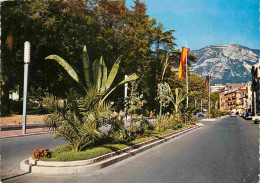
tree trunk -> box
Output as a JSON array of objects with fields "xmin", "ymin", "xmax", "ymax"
[{"xmin": 1, "ymin": 75, "xmax": 10, "ymax": 116}]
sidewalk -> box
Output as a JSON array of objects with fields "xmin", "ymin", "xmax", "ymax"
[{"xmin": 0, "ymin": 128, "xmax": 49, "ymax": 139}]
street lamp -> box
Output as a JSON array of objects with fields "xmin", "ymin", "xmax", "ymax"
[
  {"xmin": 22, "ymin": 41, "xmax": 30, "ymax": 135},
  {"xmin": 124, "ymin": 75, "xmax": 128, "ymax": 123}
]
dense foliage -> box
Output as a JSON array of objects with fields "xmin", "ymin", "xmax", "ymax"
[{"xmin": 1, "ymin": 0, "xmax": 198, "ymax": 116}]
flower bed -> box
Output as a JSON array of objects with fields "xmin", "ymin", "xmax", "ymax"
[{"xmin": 36, "ymin": 125, "xmax": 195, "ymax": 163}]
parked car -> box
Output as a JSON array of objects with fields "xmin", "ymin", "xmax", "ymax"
[
  {"xmin": 242, "ymin": 112, "xmax": 246, "ymax": 118},
  {"xmin": 245, "ymin": 112, "xmax": 253, "ymax": 120},
  {"xmin": 230, "ymin": 113, "xmax": 236, "ymax": 117},
  {"xmin": 252, "ymin": 113, "xmax": 260, "ymax": 124},
  {"xmin": 197, "ymin": 112, "xmax": 205, "ymax": 117}
]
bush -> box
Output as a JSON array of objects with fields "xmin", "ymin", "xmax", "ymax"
[
  {"xmin": 108, "ymin": 117, "xmax": 136, "ymax": 143},
  {"xmin": 32, "ymin": 148, "xmax": 50, "ymax": 159},
  {"xmin": 167, "ymin": 115, "xmax": 179, "ymax": 130},
  {"xmin": 211, "ymin": 109, "xmax": 222, "ymax": 118},
  {"xmin": 155, "ymin": 114, "xmax": 170, "ymax": 132},
  {"xmin": 137, "ymin": 118, "xmax": 153, "ymax": 135},
  {"xmin": 109, "ymin": 128, "xmax": 133, "ymax": 143}
]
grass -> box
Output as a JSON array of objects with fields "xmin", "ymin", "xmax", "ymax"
[{"xmin": 39, "ymin": 124, "xmax": 194, "ymax": 161}]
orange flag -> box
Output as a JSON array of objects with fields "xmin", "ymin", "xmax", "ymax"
[{"xmin": 178, "ymin": 47, "xmax": 190, "ymax": 80}]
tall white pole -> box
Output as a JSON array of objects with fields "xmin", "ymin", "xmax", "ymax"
[
  {"xmin": 254, "ymin": 91, "xmax": 256, "ymax": 115},
  {"xmin": 208, "ymin": 75, "xmax": 211, "ymax": 119},
  {"xmin": 124, "ymin": 75, "xmax": 128, "ymax": 123},
  {"xmin": 185, "ymin": 41, "xmax": 188, "ymax": 107},
  {"xmin": 22, "ymin": 41, "xmax": 31, "ymax": 135}
]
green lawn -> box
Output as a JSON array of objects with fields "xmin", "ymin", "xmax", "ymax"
[{"xmin": 40, "ymin": 124, "xmax": 194, "ymax": 161}]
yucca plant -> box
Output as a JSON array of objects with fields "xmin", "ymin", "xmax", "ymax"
[{"xmin": 45, "ymin": 46, "xmax": 138, "ymax": 105}]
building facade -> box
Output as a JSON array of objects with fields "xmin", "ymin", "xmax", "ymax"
[
  {"xmin": 219, "ymin": 82, "xmax": 252, "ymax": 113},
  {"xmin": 210, "ymin": 84, "xmax": 225, "ymax": 93}
]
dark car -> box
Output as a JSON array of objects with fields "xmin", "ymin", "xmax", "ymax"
[{"xmin": 245, "ymin": 112, "xmax": 253, "ymax": 120}]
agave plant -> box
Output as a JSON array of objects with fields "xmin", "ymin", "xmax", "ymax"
[
  {"xmin": 45, "ymin": 46, "xmax": 138, "ymax": 104},
  {"xmin": 44, "ymin": 47, "xmax": 138, "ymax": 151}
]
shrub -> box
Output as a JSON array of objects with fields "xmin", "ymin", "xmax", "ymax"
[
  {"xmin": 32, "ymin": 148, "xmax": 50, "ymax": 159},
  {"xmin": 167, "ymin": 115, "xmax": 178, "ymax": 130},
  {"xmin": 211, "ymin": 109, "xmax": 222, "ymax": 118},
  {"xmin": 108, "ymin": 117, "xmax": 135, "ymax": 143},
  {"xmin": 138, "ymin": 118, "xmax": 153, "ymax": 134},
  {"xmin": 155, "ymin": 114, "xmax": 170, "ymax": 132},
  {"xmin": 109, "ymin": 128, "xmax": 133, "ymax": 143}
]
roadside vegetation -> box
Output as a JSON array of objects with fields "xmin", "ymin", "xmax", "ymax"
[
  {"xmin": 2, "ymin": 0, "xmax": 225, "ymax": 161},
  {"xmin": 39, "ymin": 124, "xmax": 194, "ymax": 161}
]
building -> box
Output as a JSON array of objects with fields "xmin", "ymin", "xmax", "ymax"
[
  {"xmin": 210, "ymin": 84, "xmax": 225, "ymax": 93},
  {"xmin": 219, "ymin": 82, "xmax": 252, "ymax": 113}
]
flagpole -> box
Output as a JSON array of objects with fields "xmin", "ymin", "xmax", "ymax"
[
  {"xmin": 186, "ymin": 41, "xmax": 188, "ymax": 107},
  {"xmin": 208, "ymin": 75, "xmax": 211, "ymax": 119}
]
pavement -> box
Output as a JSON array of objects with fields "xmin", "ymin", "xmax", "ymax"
[{"xmin": 2, "ymin": 116, "xmax": 259, "ymax": 183}]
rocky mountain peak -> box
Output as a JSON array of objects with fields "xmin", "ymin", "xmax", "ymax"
[{"xmin": 191, "ymin": 44, "xmax": 259, "ymax": 84}]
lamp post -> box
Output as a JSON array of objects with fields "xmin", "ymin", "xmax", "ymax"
[
  {"xmin": 22, "ymin": 41, "xmax": 30, "ymax": 135},
  {"xmin": 124, "ymin": 75, "xmax": 128, "ymax": 123},
  {"xmin": 208, "ymin": 74, "xmax": 211, "ymax": 119}
]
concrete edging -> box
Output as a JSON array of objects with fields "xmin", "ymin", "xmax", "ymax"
[
  {"xmin": 20, "ymin": 124, "xmax": 203, "ymax": 175},
  {"xmin": 0, "ymin": 131, "xmax": 51, "ymax": 139},
  {"xmin": 0, "ymin": 123, "xmax": 45, "ymax": 131}
]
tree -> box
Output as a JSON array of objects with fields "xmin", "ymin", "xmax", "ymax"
[
  {"xmin": 1, "ymin": 0, "xmax": 179, "ymax": 116},
  {"xmin": 124, "ymin": 81, "xmax": 146, "ymax": 118},
  {"xmin": 156, "ymin": 82, "xmax": 171, "ymax": 115}
]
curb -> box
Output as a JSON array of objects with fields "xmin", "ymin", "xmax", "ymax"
[
  {"xmin": 0, "ymin": 131, "xmax": 51, "ymax": 139},
  {"xmin": 20, "ymin": 124, "xmax": 203, "ymax": 175},
  {"xmin": 199, "ymin": 115, "xmax": 229, "ymax": 122},
  {"xmin": 0, "ymin": 123, "xmax": 45, "ymax": 131}
]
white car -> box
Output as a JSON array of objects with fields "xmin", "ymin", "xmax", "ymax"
[
  {"xmin": 230, "ymin": 113, "xmax": 236, "ymax": 117},
  {"xmin": 252, "ymin": 113, "xmax": 260, "ymax": 124}
]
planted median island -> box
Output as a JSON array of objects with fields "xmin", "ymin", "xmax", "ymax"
[
  {"xmin": 34, "ymin": 122, "xmax": 196, "ymax": 162},
  {"xmin": 31, "ymin": 46, "xmax": 198, "ymax": 162}
]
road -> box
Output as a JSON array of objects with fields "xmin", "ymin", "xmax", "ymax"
[
  {"xmin": 1, "ymin": 133, "xmax": 67, "ymax": 179},
  {"xmin": 2, "ymin": 116, "xmax": 259, "ymax": 183}
]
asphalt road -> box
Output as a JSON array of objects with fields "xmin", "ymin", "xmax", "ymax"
[
  {"xmin": 2, "ymin": 116, "xmax": 259, "ymax": 183},
  {"xmin": 1, "ymin": 133, "xmax": 67, "ymax": 179}
]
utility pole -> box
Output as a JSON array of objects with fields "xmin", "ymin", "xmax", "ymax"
[
  {"xmin": 208, "ymin": 75, "xmax": 211, "ymax": 119},
  {"xmin": 186, "ymin": 41, "xmax": 188, "ymax": 107},
  {"xmin": 22, "ymin": 41, "xmax": 30, "ymax": 135}
]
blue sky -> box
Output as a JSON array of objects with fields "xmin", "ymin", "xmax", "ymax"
[{"xmin": 126, "ymin": 0, "xmax": 260, "ymax": 50}]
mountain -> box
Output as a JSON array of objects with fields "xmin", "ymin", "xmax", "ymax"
[{"xmin": 190, "ymin": 44, "xmax": 259, "ymax": 84}]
